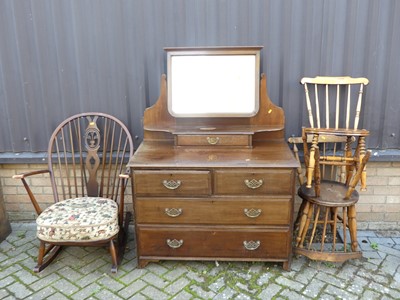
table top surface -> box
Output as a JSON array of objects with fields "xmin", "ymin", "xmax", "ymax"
[{"xmin": 128, "ymin": 139, "xmax": 299, "ymax": 169}]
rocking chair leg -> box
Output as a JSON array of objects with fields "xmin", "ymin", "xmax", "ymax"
[
  {"xmin": 34, "ymin": 242, "xmax": 62, "ymax": 273},
  {"xmin": 37, "ymin": 241, "xmax": 45, "ymax": 266},
  {"xmin": 110, "ymin": 240, "xmax": 118, "ymax": 273},
  {"xmin": 117, "ymin": 211, "xmax": 131, "ymax": 265},
  {"xmin": 111, "ymin": 211, "xmax": 131, "ymax": 273}
]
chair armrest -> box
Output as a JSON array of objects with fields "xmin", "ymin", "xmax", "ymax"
[
  {"xmin": 118, "ymin": 174, "xmax": 130, "ymax": 179},
  {"xmin": 13, "ymin": 169, "xmax": 51, "ymax": 179},
  {"xmin": 13, "ymin": 169, "xmax": 51, "ymax": 215}
]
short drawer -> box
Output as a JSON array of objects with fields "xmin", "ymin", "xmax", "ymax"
[
  {"xmin": 137, "ymin": 226, "xmax": 290, "ymax": 259},
  {"xmin": 135, "ymin": 197, "xmax": 291, "ymax": 225},
  {"xmin": 176, "ymin": 134, "xmax": 251, "ymax": 147},
  {"xmin": 214, "ymin": 169, "xmax": 293, "ymax": 195},
  {"xmin": 133, "ymin": 170, "xmax": 211, "ymax": 196}
]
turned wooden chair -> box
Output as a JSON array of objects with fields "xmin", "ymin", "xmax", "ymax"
[
  {"xmin": 300, "ymin": 76, "xmax": 369, "ymax": 190},
  {"xmin": 13, "ymin": 112, "xmax": 133, "ymax": 273},
  {"xmin": 289, "ymin": 128, "xmax": 371, "ymax": 262},
  {"xmin": 294, "ymin": 75, "xmax": 370, "ymax": 262}
]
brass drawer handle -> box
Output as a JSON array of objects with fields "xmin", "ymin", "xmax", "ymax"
[
  {"xmin": 163, "ymin": 180, "xmax": 181, "ymax": 190},
  {"xmin": 165, "ymin": 208, "xmax": 183, "ymax": 217},
  {"xmin": 244, "ymin": 179, "xmax": 264, "ymax": 189},
  {"xmin": 244, "ymin": 208, "xmax": 262, "ymax": 218},
  {"xmin": 207, "ymin": 136, "xmax": 220, "ymax": 145},
  {"xmin": 166, "ymin": 239, "xmax": 183, "ymax": 249},
  {"xmin": 243, "ymin": 240, "xmax": 260, "ymax": 251}
]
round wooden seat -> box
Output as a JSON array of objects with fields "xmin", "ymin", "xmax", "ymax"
[
  {"xmin": 295, "ymin": 182, "xmax": 362, "ymax": 262},
  {"xmin": 298, "ymin": 181, "xmax": 359, "ymax": 207}
]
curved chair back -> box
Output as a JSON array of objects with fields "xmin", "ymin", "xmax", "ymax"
[
  {"xmin": 301, "ymin": 76, "xmax": 369, "ymax": 131},
  {"xmin": 47, "ymin": 112, "xmax": 134, "ymax": 203}
]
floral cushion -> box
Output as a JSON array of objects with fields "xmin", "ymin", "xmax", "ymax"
[{"xmin": 36, "ymin": 197, "xmax": 119, "ymax": 242}]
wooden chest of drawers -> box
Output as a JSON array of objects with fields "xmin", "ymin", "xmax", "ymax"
[
  {"xmin": 129, "ymin": 140, "xmax": 298, "ymax": 270},
  {"xmin": 128, "ymin": 71, "xmax": 299, "ymax": 270}
]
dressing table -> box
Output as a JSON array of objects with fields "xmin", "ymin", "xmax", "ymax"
[{"xmin": 128, "ymin": 47, "xmax": 299, "ymax": 270}]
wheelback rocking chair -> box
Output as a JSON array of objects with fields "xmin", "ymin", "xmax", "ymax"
[{"xmin": 14, "ymin": 112, "xmax": 134, "ymax": 273}]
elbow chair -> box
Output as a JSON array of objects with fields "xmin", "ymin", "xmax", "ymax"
[{"xmin": 13, "ymin": 112, "xmax": 134, "ymax": 273}]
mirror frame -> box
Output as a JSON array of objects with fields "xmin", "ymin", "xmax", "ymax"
[{"xmin": 165, "ymin": 47, "xmax": 262, "ymax": 118}]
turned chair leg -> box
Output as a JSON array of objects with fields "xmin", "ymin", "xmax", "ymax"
[
  {"xmin": 294, "ymin": 199, "xmax": 307, "ymax": 230},
  {"xmin": 348, "ymin": 205, "xmax": 358, "ymax": 252},
  {"xmin": 358, "ymin": 137, "xmax": 367, "ymax": 191},
  {"xmin": 319, "ymin": 206, "xmax": 329, "ymax": 251},
  {"xmin": 306, "ymin": 134, "xmax": 319, "ymax": 188},
  {"xmin": 296, "ymin": 201, "xmax": 310, "ymax": 247},
  {"xmin": 308, "ymin": 205, "xmax": 321, "ymax": 249},
  {"xmin": 297, "ymin": 202, "xmax": 314, "ymax": 248}
]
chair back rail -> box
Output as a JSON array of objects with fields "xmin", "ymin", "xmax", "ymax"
[
  {"xmin": 301, "ymin": 76, "xmax": 369, "ymax": 130},
  {"xmin": 47, "ymin": 113, "xmax": 134, "ymax": 203}
]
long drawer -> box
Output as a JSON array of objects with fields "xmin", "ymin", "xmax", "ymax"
[
  {"xmin": 135, "ymin": 197, "xmax": 291, "ymax": 225},
  {"xmin": 133, "ymin": 170, "xmax": 211, "ymax": 196},
  {"xmin": 137, "ymin": 226, "xmax": 290, "ymax": 259},
  {"xmin": 214, "ymin": 169, "xmax": 293, "ymax": 195},
  {"xmin": 175, "ymin": 134, "xmax": 251, "ymax": 147}
]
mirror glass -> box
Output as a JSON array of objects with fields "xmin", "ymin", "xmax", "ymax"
[{"xmin": 166, "ymin": 47, "xmax": 261, "ymax": 117}]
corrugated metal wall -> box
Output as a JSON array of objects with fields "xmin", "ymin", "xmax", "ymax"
[{"xmin": 1, "ymin": 0, "xmax": 399, "ymax": 152}]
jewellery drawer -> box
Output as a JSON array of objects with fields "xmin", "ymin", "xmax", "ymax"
[
  {"xmin": 214, "ymin": 169, "xmax": 293, "ymax": 195},
  {"xmin": 133, "ymin": 170, "xmax": 211, "ymax": 196},
  {"xmin": 175, "ymin": 134, "xmax": 251, "ymax": 147},
  {"xmin": 137, "ymin": 226, "xmax": 290, "ymax": 259},
  {"xmin": 135, "ymin": 197, "xmax": 291, "ymax": 225}
]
